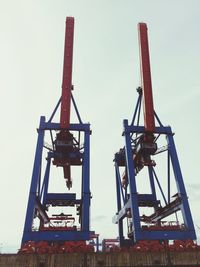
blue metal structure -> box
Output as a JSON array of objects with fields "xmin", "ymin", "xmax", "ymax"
[
  {"xmin": 21, "ymin": 17, "xmax": 91, "ymax": 245},
  {"xmin": 113, "ymin": 23, "xmax": 196, "ymax": 247}
]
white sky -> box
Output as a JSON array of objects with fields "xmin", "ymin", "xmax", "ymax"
[{"xmin": 0, "ymin": 0, "xmax": 200, "ymax": 252}]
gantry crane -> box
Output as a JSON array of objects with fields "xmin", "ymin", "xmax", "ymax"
[
  {"xmin": 21, "ymin": 17, "xmax": 92, "ymax": 250},
  {"xmin": 113, "ymin": 23, "xmax": 196, "ymax": 247}
]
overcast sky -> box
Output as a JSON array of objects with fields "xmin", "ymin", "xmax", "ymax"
[{"xmin": 0, "ymin": 0, "xmax": 200, "ymax": 252}]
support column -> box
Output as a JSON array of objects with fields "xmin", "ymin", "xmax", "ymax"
[{"xmin": 22, "ymin": 116, "xmax": 45, "ymax": 244}]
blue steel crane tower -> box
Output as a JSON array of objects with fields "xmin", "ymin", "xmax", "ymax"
[
  {"xmin": 113, "ymin": 23, "xmax": 196, "ymax": 247},
  {"xmin": 21, "ymin": 17, "xmax": 91, "ymax": 247}
]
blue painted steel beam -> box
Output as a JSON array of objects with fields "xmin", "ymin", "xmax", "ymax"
[
  {"xmin": 23, "ymin": 230, "xmax": 91, "ymax": 242},
  {"xmin": 148, "ymin": 166, "xmax": 157, "ymax": 207},
  {"xmin": 47, "ymin": 97, "xmax": 61, "ymax": 123},
  {"xmin": 82, "ymin": 130, "xmax": 91, "ymax": 232},
  {"xmin": 41, "ymin": 157, "xmax": 51, "ymax": 204},
  {"xmin": 140, "ymin": 230, "xmax": 196, "ymax": 240},
  {"xmin": 45, "ymin": 193, "xmax": 76, "ymax": 200},
  {"xmin": 130, "ymin": 93, "xmax": 142, "ymax": 126},
  {"xmin": 123, "ymin": 121, "xmax": 172, "ymax": 135},
  {"xmin": 40, "ymin": 119, "xmax": 90, "ymax": 132},
  {"xmin": 152, "ymin": 168, "xmax": 168, "ymax": 205},
  {"xmin": 124, "ymin": 120, "xmax": 141, "ymax": 241},
  {"xmin": 48, "ymin": 151, "xmax": 82, "ymax": 160},
  {"xmin": 167, "ymin": 151, "xmax": 170, "ymax": 204},
  {"xmin": 22, "ymin": 117, "xmax": 45, "ymax": 244},
  {"xmin": 71, "ymin": 93, "xmax": 83, "ymax": 124},
  {"xmin": 115, "ymin": 164, "xmax": 125, "ymax": 203},
  {"xmin": 114, "ymin": 163, "xmax": 124, "ymax": 245},
  {"xmin": 167, "ymin": 134, "xmax": 196, "ymax": 236},
  {"xmin": 43, "ymin": 194, "xmax": 81, "ymax": 205}
]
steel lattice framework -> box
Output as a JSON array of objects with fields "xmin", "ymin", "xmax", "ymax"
[
  {"xmin": 21, "ymin": 17, "xmax": 92, "ymax": 245},
  {"xmin": 113, "ymin": 23, "xmax": 196, "ymax": 247}
]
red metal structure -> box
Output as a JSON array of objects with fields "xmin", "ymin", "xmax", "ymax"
[
  {"xmin": 54, "ymin": 17, "xmax": 75, "ymax": 190},
  {"xmin": 138, "ymin": 23, "xmax": 155, "ymax": 134},
  {"xmin": 60, "ymin": 17, "xmax": 74, "ymax": 129}
]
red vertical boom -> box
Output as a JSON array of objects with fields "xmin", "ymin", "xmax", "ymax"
[
  {"xmin": 138, "ymin": 23, "xmax": 155, "ymax": 133},
  {"xmin": 60, "ymin": 17, "xmax": 74, "ymax": 129}
]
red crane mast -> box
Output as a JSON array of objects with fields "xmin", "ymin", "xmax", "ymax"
[
  {"xmin": 138, "ymin": 23, "xmax": 155, "ymax": 133},
  {"xmin": 60, "ymin": 17, "xmax": 74, "ymax": 129}
]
